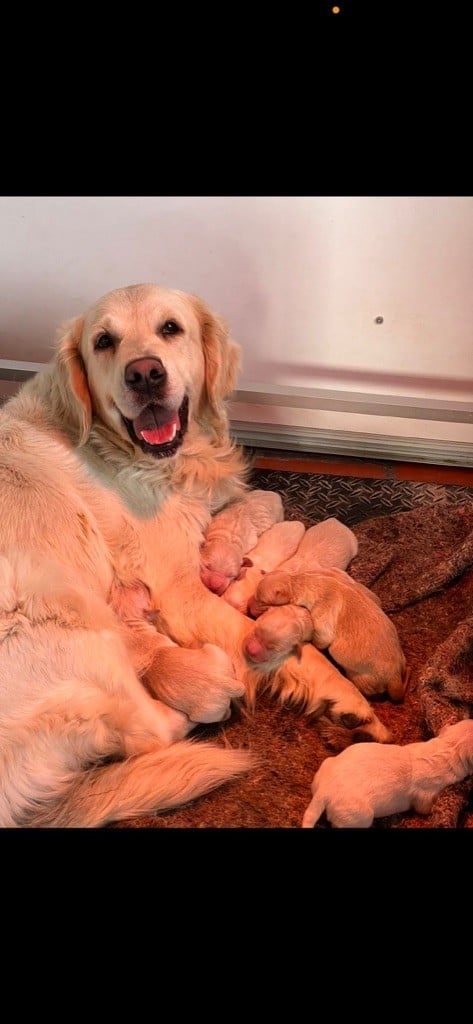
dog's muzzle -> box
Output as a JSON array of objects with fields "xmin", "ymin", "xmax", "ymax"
[{"xmin": 121, "ymin": 357, "xmax": 189, "ymax": 459}]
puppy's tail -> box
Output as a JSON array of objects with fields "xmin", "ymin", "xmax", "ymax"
[
  {"xmin": 31, "ymin": 741, "xmax": 255, "ymax": 828},
  {"xmin": 387, "ymin": 664, "xmax": 411, "ymax": 702},
  {"xmin": 301, "ymin": 789, "xmax": 326, "ymax": 829}
]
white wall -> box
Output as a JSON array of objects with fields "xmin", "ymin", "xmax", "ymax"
[{"xmin": 1, "ymin": 195, "xmax": 472, "ymax": 462}]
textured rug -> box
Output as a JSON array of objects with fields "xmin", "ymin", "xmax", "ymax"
[{"xmin": 115, "ymin": 468, "xmax": 473, "ymax": 830}]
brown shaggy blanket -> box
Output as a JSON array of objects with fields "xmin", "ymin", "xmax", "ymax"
[{"xmin": 115, "ymin": 469, "xmax": 473, "ymax": 830}]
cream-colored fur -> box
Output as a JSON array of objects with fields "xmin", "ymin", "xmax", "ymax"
[
  {"xmin": 249, "ymin": 567, "xmax": 408, "ymax": 701},
  {"xmin": 275, "ymin": 519, "xmax": 358, "ymax": 573},
  {"xmin": 302, "ymin": 719, "xmax": 473, "ymax": 828},
  {"xmin": 223, "ymin": 520, "xmax": 305, "ymax": 613},
  {"xmin": 110, "ymin": 578, "xmax": 242, "ymax": 723},
  {"xmin": 200, "ymin": 489, "xmax": 283, "ymax": 594},
  {"xmin": 0, "ymin": 283, "xmax": 394, "ymax": 827},
  {"xmin": 0, "ymin": 283, "xmax": 267, "ymax": 827}
]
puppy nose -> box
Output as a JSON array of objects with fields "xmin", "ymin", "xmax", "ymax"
[{"xmin": 125, "ymin": 358, "xmax": 167, "ymax": 392}]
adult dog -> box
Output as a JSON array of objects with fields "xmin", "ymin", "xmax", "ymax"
[
  {"xmin": 0, "ymin": 283, "xmax": 265, "ymax": 827},
  {"xmin": 0, "ymin": 282, "xmax": 391, "ymax": 828}
]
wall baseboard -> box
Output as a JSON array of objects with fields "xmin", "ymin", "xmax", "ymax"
[
  {"xmin": 229, "ymin": 383, "xmax": 473, "ymax": 467},
  {"xmin": 230, "ymin": 421, "xmax": 473, "ymax": 467},
  {"xmin": 231, "ymin": 383, "xmax": 473, "ymax": 423}
]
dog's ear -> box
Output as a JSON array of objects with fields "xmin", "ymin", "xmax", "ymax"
[
  {"xmin": 54, "ymin": 315, "xmax": 92, "ymax": 444},
  {"xmin": 191, "ymin": 295, "xmax": 242, "ymax": 442}
]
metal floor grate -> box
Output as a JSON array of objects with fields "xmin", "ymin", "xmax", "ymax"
[{"xmin": 249, "ymin": 468, "xmax": 473, "ymax": 529}]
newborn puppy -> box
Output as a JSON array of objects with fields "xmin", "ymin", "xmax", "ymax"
[
  {"xmin": 226, "ymin": 517, "xmax": 357, "ymax": 615},
  {"xmin": 302, "ymin": 718, "xmax": 473, "ymax": 828},
  {"xmin": 200, "ymin": 489, "xmax": 283, "ymax": 595},
  {"xmin": 243, "ymin": 603, "xmax": 313, "ymax": 671},
  {"xmin": 249, "ymin": 567, "xmax": 407, "ymax": 701},
  {"xmin": 223, "ymin": 520, "xmax": 305, "ymax": 613},
  {"xmin": 276, "ymin": 518, "xmax": 358, "ymax": 573}
]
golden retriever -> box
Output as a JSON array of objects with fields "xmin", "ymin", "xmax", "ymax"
[
  {"xmin": 0, "ymin": 282, "xmax": 391, "ymax": 827},
  {"xmin": 0, "ymin": 283, "xmax": 267, "ymax": 827}
]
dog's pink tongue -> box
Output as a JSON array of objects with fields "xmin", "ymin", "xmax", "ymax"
[
  {"xmin": 141, "ymin": 422, "xmax": 177, "ymax": 445},
  {"xmin": 133, "ymin": 409, "xmax": 180, "ymax": 446}
]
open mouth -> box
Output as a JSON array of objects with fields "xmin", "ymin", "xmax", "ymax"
[{"xmin": 122, "ymin": 396, "xmax": 189, "ymax": 458}]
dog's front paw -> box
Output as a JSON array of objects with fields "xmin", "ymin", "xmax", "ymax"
[
  {"xmin": 144, "ymin": 643, "xmax": 244, "ymax": 724},
  {"xmin": 186, "ymin": 643, "xmax": 245, "ymax": 724}
]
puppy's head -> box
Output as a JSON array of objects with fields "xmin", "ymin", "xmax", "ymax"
[
  {"xmin": 55, "ymin": 284, "xmax": 241, "ymax": 455},
  {"xmin": 248, "ymin": 570, "xmax": 293, "ymax": 617}
]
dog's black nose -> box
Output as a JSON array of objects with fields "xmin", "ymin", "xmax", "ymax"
[{"xmin": 125, "ymin": 358, "xmax": 167, "ymax": 394}]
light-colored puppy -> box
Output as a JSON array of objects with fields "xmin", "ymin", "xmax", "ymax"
[
  {"xmin": 249, "ymin": 568, "xmax": 408, "ymax": 701},
  {"xmin": 302, "ymin": 718, "xmax": 473, "ymax": 828},
  {"xmin": 200, "ymin": 489, "xmax": 284, "ymax": 595},
  {"xmin": 223, "ymin": 520, "xmax": 306, "ymax": 613},
  {"xmin": 248, "ymin": 643, "xmax": 392, "ymax": 744},
  {"xmin": 276, "ymin": 518, "xmax": 358, "ymax": 573}
]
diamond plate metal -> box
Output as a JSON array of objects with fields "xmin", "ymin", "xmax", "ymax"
[{"xmin": 249, "ymin": 469, "xmax": 473, "ymax": 529}]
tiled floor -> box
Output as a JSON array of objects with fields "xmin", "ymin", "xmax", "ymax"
[{"xmin": 250, "ymin": 449, "xmax": 473, "ymax": 487}]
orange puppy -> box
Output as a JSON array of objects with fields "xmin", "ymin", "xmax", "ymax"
[
  {"xmin": 243, "ymin": 603, "xmax": 313, "ymax": 671},
  {"xmin": 249, "ymin": 567, "xmax": 408, "ymax": 701}
]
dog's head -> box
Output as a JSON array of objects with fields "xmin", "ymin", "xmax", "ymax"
[{"xmin": 55, "ymin": 284, "xmax": 241, "ymax": 456}]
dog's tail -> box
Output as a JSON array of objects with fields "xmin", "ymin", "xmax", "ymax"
[{"xmin": 31, "ymin": 741, "xmax": 255, "ymax": 828}]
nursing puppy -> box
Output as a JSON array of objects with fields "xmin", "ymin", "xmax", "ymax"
[
  {"xmin": 275, "ymin": 519, "xmax": 358, "ymax": 573},
  {"xmin": 302, "ymin": 718, "xmax": 473, "ymax": 828},
  {"xmin": 244, "ymin": 603, "xmax": 314, "ymax": 671},
  {"xmin": 200, "ymin": 488, "xmax": 283, "ymax": 595},
  {"xmin": 223, "ymin": 520, "xmax": 306, "ymax": 613},
  {"xmin": 249, "ymin": 567, "xmax": 408, "ymax": 701},
  {"xmin": 224, "ymin": 516, "xmax": 355, "ymax": 616}
]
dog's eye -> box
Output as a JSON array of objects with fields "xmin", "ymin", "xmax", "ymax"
[
  {"xmin": 161, "ymin": 320, "xmax": 181, "ymax": 337},
  {"xmin": 94, "ymin": 333, "xmax": 115, "ymax": 351}
]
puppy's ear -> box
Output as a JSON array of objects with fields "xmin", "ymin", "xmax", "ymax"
[
  {"xmin": 55, "ymin": 315, "xmax": 92, "ymax": 444},
  {"xmin": 191, "ymin": 295, "xmax": 242, "ymax": 442}
]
